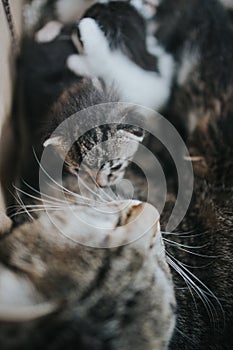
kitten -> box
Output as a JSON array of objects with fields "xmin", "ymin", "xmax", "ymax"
[
  {"xmin": 67, "ymin": 1, "xmax": 174, "ymax": 110},
  {"xmin": 0, "ymin": 196, "xmax": 176, "ymax": 350},
  {"xmin": 42, "ymin": 82, "xmax": 144, "ymax": 188},
  {"xmin": 18, "ymin": 27, "xmax": 144, "ymax": 219}
]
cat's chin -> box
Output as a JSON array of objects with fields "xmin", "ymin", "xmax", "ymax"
[{"xmin": 49, "ymin": 200, "xmax": 160, "ymax": 249}]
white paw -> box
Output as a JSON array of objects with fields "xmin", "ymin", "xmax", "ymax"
[
  {"xmin": 157, "ymin": 51, "xmax": 174, "ymax": 80},
  {"xmin": 67, "ymin": 54, "xmax": 93, "ymax": 77},
  {"xmin": 146, "ymin": 35, "xmax": 164, "ymax": 56},
  {"xmin": 35, "ymin": 21, "xmax": 63, "ymax": 43},
  {"xmin": 79, "ymin": 18, "xmax": 109, "ymax": 55}
]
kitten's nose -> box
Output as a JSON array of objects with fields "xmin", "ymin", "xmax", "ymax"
[{"xmin": 96, "ymin": 173, "xmax": 108, "ymax": 187}]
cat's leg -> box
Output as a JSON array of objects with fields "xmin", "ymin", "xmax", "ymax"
[
  {"xmin": 35, "ymin": 21, "xmax": 63, "ymax": 43},
  {"xmin": 78, "ymin": 18, "xmax": 112, "ymax": 76},
  {"xmin": 67, "ymin": 19, "xmax": 111, "ymax": 78}
]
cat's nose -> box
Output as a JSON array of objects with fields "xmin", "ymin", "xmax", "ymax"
[
  {"xmin": 96, "ymin": 171, "xmax": 114, "ymax": 187},
  {"xmin": 96, "ymin": 174, "xmax": 108, "ymax": 187}
]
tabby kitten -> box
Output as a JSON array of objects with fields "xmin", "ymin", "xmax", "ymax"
[
  {"xmin": 0, "ymin": 196, "xmax": 176, "ymax": 350},
  {"xmin": 42, "ymin": 82, "xmax": 144, "ymax": 187},
  {"xmin": 19, "ymin": 25, "xmax": 144, "ymax": 208}
]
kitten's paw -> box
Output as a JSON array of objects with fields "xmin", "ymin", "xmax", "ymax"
[
  {"xmin": 146, "ymin": 36, "xmax": 174, "ymax": 80},
  {"xmin": 157, "ymin": 51, "xmax": 174, "ymax": 80},
  {"xmin": 67, "ymin": 54, "xmax": 93, "ymax": 77},
  {"xmin": 79, "ymin": 18, "xmax": 109, "ymax": 55},
  {"xmin": 147, "ymin": 36, "xmax": 163, "ymax": 56},
  {"xmin": 35, "ymin": 21, "xmax": 63, "ymax": 43}
]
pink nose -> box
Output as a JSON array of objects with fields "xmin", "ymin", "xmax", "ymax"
[{"xmin": 96, "ymin": 173, "xmax": 109, "ymax": 187}]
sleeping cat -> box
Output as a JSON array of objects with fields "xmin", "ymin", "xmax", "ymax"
[
  {"xmin": 67, "ymin": 1, "xmax": 174, "ymax": 110},
  {"xmin": 129, "ymin": 0, "xmax": 233, "ymax": 348},
  {"xmin": 0, "ymin": 194, "xmax": 176, "ymax": 350},
  {"xmin": 165, "ymin": 93, "xmax": 233, "ymax": 350}
]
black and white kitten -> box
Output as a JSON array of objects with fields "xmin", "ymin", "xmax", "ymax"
[
  {"xmin": 67, "ymin": 1, "xmax": 174, "ymax": 110},
  {"xmin": 28, "ymin": 1, "xmax": 174, "ymax": 111}
]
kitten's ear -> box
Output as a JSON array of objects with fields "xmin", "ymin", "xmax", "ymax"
[
  {"xmin": 43, "ymin": 136, "xmax": 63, "ymax": 148},
  {"xmin": 43, "ymin": 136, "xmax": 67, "ymax": 160},
  {"xmin": 0, "ymin": 268, "xmax": 57, "ymax": 322}
]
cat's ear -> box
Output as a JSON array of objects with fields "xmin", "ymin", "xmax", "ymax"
[
  {"xmin": 43, "ymin": 136, "xmax": 67, "ymax": 160},
  {"xmin": 43, "ymin": 136, "xmax": 63, "ymax": 148},
  {"xmin": 0, "ymin": 268, "xmax": 57, "ymax": 322}
]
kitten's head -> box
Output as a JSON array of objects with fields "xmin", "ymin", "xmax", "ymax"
[
  {"xmin": 0, "ymin": 201, "xmax": 176, "ymax": 349},
  {"xmin": 43, "ymin": 83, "xmax": 144, "ymax": 188}
]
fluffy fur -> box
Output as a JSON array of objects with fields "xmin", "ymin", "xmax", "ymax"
[
  {"xmin": 0, "ymin": 198, "xmax": 176, "ymax": 349},
  {"xmin": 67, "ymin": 2, "xmax": 174, "ymax": 110},
  {"xmin": 149, "ymin": 0, "xmax": 233, "ymax": 138}
]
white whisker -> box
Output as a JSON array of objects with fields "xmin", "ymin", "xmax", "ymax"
[
  {"xmin": 22, "ymin": 180, "xmax": 71, "ymax": 205},
  {"xmin": 76, "ymin": 175, "xmax": 108, "ymax": 203},
  {"xmin": 164, "ymin": 238, "xmax": 219, "ymax": 259},
  {"xmin": 166, "ymin": 252, "xmax": 225, "ymax": 325}
]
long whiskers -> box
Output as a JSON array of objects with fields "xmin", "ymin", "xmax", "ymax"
[
  {"xmin": 166, "ymin": 252, "xmax": 225, "ymax": 326},
  {"xmin": 163, "ymin": 238, "xmax": 220, "ymax": 259}
]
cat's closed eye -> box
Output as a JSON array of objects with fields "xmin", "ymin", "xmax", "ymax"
[{"xmin": 111, "ymin": 163, "xmax": 122, "ymax": 171}]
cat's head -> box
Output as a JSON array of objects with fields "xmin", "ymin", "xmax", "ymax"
[
  {"xmin": 44, "ymin": 101, "xmax": 144, "ymax": 187},
  {"xmin": 0, "ymin": 200, "xmax": 176, "ymax": 349}
]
